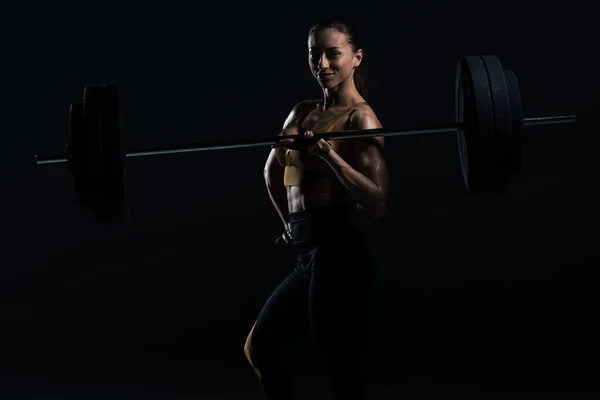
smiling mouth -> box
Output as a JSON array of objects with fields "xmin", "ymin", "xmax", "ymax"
[{"xmin": 318, "ymin": 74, "xmax": 334, "ymax": 79}]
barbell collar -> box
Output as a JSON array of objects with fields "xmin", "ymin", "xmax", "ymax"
[{"xmin": 34, "ymin": 114, "xmax": 575, "ymax": 165}]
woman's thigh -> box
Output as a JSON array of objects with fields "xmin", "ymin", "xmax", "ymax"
[{"xmin": 250, "ymin": 267, "xmax": 312, "ymax": 352}]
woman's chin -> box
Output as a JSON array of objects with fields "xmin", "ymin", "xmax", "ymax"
[{"xmin": 318, "ymin": 81, "xmax": 337, "ymax": 89}]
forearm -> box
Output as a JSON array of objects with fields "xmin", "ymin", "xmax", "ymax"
[
  {"xmin": 321, "ymin": 150, "xmax": 385, "ymax": 214},
  {"xmin": 264, "ymin": 170, "xmax": 289, "ymax": 225}
]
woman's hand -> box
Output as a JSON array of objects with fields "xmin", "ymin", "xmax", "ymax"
[
  {"xmin": 272, "ymin": 131, "xmax": 332, "ymax": 158},
  {"xmin": 275, "ymin": 223, "xmax": 292, "ymax": 245}
]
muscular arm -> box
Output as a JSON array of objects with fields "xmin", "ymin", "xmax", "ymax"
[
  {"xmin": 320, "ymin": 108, "xmax": 389, "ymax": 219},
  {"xmin": 264, "ymin": 149, "xmax": 289, "ymax": 226},
  {"xmin": 264, "ymin": 100, "xmax": 317, "ymax": 225}
]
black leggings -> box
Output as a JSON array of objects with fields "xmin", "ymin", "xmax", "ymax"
[{"xmin": 248, "ymin": 204, "xmax": 375, "ymax": 400}]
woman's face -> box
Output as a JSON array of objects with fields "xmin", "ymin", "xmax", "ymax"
[{"xmin": 308, "ymin": 28, "xmax": 362, "ymax": 90}]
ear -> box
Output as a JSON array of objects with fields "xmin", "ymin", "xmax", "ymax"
[{"xmin": 354, "ymin": 49, "xmax": 363, "ymax": 67}]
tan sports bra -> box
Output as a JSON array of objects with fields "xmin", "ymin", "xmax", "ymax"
[{"xmin": 278, "ymin": 100, "xmax": 368, "ymax": 187}]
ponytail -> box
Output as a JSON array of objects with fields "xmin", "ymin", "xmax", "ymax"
[{"xmin": 353, "ymin": 65, "xmax": 366, "ymax": 98}]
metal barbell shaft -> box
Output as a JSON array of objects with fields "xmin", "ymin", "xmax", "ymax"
[{"xmin": 34, "ymin": 114, "xmax": 575, "ymax": 165}]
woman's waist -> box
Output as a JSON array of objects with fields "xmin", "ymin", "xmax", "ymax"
[
  {"xmin": 288, "ymin": 203, "xmax": 355, "ymax": 244},
  {"xmin": 286, "ymin": 183, "xmax": 348, "ymax": 210}
]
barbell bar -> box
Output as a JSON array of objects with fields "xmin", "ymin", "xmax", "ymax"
[
  {"xmin": 33, "ymin": 55, "xmax": 576, "ymax": 222},
  {"xmin": 34, "ymin": 115, "xmax": 574, "ymax": 164}
]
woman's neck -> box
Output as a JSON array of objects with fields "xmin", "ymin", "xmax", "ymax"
[{"xmin": 321, "ymin": 82, "xmax": 362, "ymax": 111}]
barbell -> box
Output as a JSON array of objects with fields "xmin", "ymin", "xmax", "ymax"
[{"xmin": 34, "ymin": 55, "xmax": 575, "ymax": 223}]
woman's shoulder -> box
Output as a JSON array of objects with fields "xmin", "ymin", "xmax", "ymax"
[
  {"xmin": 352, "ymin": 100, "xmax": 375, "ymax": 114},
  {"xmin": 293, "ymin": 99, "xmax": 321, "ymax": 112},
  {"xmin": 348, "ymin": 102, "xmax": 382, "ymax": 129},
  {"xmin": 282, "ymin": 99, "xmax": 321, "ymax": 128}
]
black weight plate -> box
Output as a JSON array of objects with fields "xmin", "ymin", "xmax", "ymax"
[
  {"xmin": 456, "ymin": 55, "xmax": 497, "ymax": 192},
  {"xmin": 504, "ymin": 69, "xmax": 524, "ymax": 177},
  {"xmin": 480, "ymin": 55, "xmax": 511, "ymax": 189},
  {"xmin": 81, "ymin": 86, "xmax": 107, "ymax": 213},
  {"xmin": 455, "ymin": 60, "xmax": 470, "ymax": 188},
  {"xmin": 83, "ymin": 85, "xmax": 104, "ymax": 169},
  {"xmin": 98, "ymin": 84, "xmax": 128, "ymax": 222},
  {"xmin": 68, "ymin": 102, "xmax": 96, "ymax": 209}
]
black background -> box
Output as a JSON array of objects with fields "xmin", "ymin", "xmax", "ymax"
[{"xmin": 1, "ymin": 1, "xmax": 594, "ymax": 399}]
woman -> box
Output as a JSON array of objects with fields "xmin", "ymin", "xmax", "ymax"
[{"xmin": 244, "ymin": 16, "xmax": 388, "ymax": 400}]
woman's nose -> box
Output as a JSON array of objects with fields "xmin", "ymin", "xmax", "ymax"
[{"xmin": 318, "ymin": 54, "xmax": 330, "ymax": 69}]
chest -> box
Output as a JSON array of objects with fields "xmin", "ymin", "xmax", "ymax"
[{"xmin": 282, "ymin": 107, "xmax": 357, "ymax": 156}]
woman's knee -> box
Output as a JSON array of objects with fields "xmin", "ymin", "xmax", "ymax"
[
  {"xmin": 244, "ymin": 323, "xmax": 257, "ymax": 362},
  {"xmin": 244, "ymin": 322, "xmax": 279, "ymax": 370},
  {"xmin": 244, "ymin": 323, "xmax": 265, "ymax": 379}
]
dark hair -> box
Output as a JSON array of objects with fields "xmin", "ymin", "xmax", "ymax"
[{"xmin": 308, "ymin": 17, "xmax": 366, "ymax": 98}]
